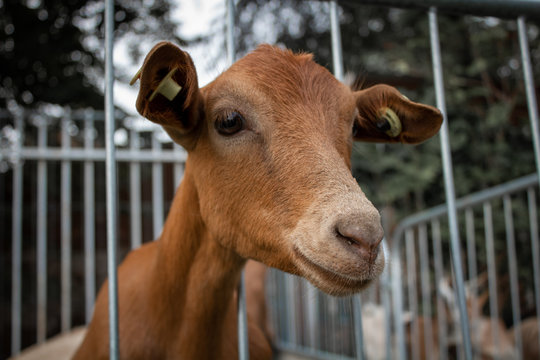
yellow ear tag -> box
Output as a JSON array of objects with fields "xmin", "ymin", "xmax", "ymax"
[
  {"xmin": 149, "ymin": 68, "xmax": 182, "ymax": 101},
  {"xmin": 130, "ymin": 68, "xmax": 142, "ymax": 86},
  {"xmin": 376, "ymin": 107, "xmax": 402, "ymax": 138}
]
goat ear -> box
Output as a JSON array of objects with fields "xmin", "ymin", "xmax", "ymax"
[
  {"xmin": 353, "ymin": 84, "xmax": 443, "ymax": 144},
  {"xmin": 132, "ymin": 41, "xmax": 203, "ymax": 150}
]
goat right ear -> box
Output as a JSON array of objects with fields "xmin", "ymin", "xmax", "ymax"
[{"xmin": 132, "ymin": 41, "xmax": 204, "ymax": 150}]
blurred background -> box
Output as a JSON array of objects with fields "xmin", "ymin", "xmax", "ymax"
[{"xmin": 1, "ymin": 0, "xmax": 539, "ymax": 358}]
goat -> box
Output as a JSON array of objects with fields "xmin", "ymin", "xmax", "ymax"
[{"xmin": 73, "ymin": 42, "xmax": 442, "ymax": 359}]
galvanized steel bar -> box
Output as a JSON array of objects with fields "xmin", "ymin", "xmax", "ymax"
[
  {"xmin": 130, "ymin": 129, "xmax": 142, "ymax": 249},
  {"xmin": 418, "ymin": 224, "xmax": 434, "ymax": 358},
  {"xmin": 336, "ymin": 0, "xmax": 540, "ymax": 20},
  {"xmin": 152, "ymin": 133, "xmax": 164, "ymax": 239},
  {"xmin": 105, "ymin": 0, "xmax": 119, "ymax": 357},
  {"xmin": 465, "ymin": 208, "xmax": 479, "ymax": 323},
  {"xmin": 11, "ymin": 113, "xmax": 23, "ymax": 356},
  {"xmin": 503, "ymin": 196, "xmax": 523, "ymax": 360},
  {"xmin": 9, "ymin": 147, "xmax": 187, "ymax": 162},
  {"xmin": 36, "ymin": 120, "xmax": 48, "ymax": 344},
  {"xmin": 391, "ymin": 245, "xmax": 406, "ymax": 360},
  {"xmin": 353, "ymin": 296, "xmax": 366, "ymax": 360},
  {"xmin": 432, "ymin": 219, "xmax": 448, "ymax": 360},
  {"xmin": 379, "ymin": 249, "xmax": 393, "ymax": 360},
  {"xmin": 237, "ymin": 270, "xmax": 249, "ymax": 360},
  {"xmin": 483, "ymin": 202, "xmax": 502, "ymax": 358},
  {"xmin": 428, "ymin": 8, "xmax": 472, "ymax": 359},
  {"xmin": 84, "ymin": 113, "xmax": 96, "ymax": 323},
  {"xmin": 330, "ymin": 0, "xmax": 344, "ymax": 81},
  {"xmin": 173, "ymin": 144, "xmax": 185, "ymax": 186},
  {"xmin": 61, "ymin": 112, "xmax": 72, "ymax": 333},
  {"xmin": 304, "ymin": 282, "xmax": 319, "ymax": 348},
  {"xmin": 518, "ymin": 17, "xmax": 540, "ymax": 191},
  {"xmin": 284, "ymin": 274, "xmax": 298, "ymax": 346},
  {"xmin": 527, "ymin": 188, "xmax": 540, "ymax": 352},
  {"xmin": 405, "ymin": 229, "xmax": 419, "ymax": 360}
]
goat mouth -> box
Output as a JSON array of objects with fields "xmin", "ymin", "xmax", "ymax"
[{"xmin": 292, "ymin": 246, "xmax": 373, "ymax": 295}]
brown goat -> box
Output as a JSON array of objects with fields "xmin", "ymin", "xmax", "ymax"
[{"xmin": 73, "ymin": 42, "xmax": 442, "ymax": 359}]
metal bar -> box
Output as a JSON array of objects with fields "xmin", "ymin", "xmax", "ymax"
[
  {"xmin": 330, "ymin": 0, "xmax": 344, "ymax": 81},
  {"xmin": 226, "ymin": 0, "xmax": 235, "ymax": 66},
  {"xmin": 3, "ymin": 147, "xmax": 188, "ymax": 162},
  {"xmin": 353, "ymin": 296, "xmax": 366, "ymax": 360},
  {"xmin": 285, "ymin": 274, "xmax": 298, "ymax": 346},
  {"xmin": 130, "ymin": 129, "xmax": 142, "ymax": 249},
  {"xmin": 483, "ymin": 202, "xmax": 502, "ymax": 359},
  {"xmin": 429, "ymin": 9, "xmax": 472, "ymax": 358},
  {"xmin": 84, "ymin": 112, "xmax": 96, "ymax": 323},
  {"xmin": 518, "ymin": 17, "xmax": 540, "ymax": 191},
  {"xmin": 418, "ymin": 224, "xmax": 434, "ymax": 359},
  {"xmin": 11, "ymin": 113, "xmax": 24, "ymax": 356},
  {"xmin": 432, "ymin": 219, "xmax": 448, "ymax": 360},
  {"xmin": 380, "ymin": 245, "xmax": 393, "ymax": 360},
  {"xmin": 503, "ymin": 196, "xmax": 523, "ymax": 360},
  {"xmin": 105, "ymin": 0, "xmax": 119, "ymax": 357},
  {"xmin": 36, "ymin": 120, "xmax": 48, "ymax": 344},
  {"xmin": 465, "ymin": 208, "xmax": 479, "ymax": 321},
  {"xmin": 335, "ymin": 0, "xmax": 540, "ymax": 20},
  {"xmin": 405, "ymin": 229, "xmax": 419, "ymax": 360},
  {"xmin": 173, "ymin": 144, "xmax": 185, "ymax": 186},
  {"xmin": 61, "ymin": 112, "xmax": 72, "ymax": 333},
  {"xmin": 304, "ymin": 281, "xmax": 318, "ymax": 349},
  {"xmin": 391, "ymin": 242, "xmax": 406, "ymax": 360},
  {"xmin": 152, "ymin": 132, "xmax": 164, "ymax": 239},
  {"xmin": 527, "ymin": 188, "xmax": 540, "ymax": 353},
  {"xmin": 237, "ymin": 271, "xmax": 249, "ymax": 360}
]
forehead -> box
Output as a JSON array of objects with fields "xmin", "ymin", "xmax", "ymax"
[{"xmin": 204, "ymin": 45, "xmax": 353, "ymax": 117}]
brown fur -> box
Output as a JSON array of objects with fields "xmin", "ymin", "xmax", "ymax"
[{"xmin": 74, "ymin": 42, "xmax": 442, "ymax": 359}]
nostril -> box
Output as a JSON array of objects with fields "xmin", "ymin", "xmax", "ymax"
[{"xmin": 335, "ymin": 219, "xmax": 384, "ymax": 250}]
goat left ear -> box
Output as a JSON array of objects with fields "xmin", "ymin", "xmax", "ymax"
[{"xmin": 353, "ymin": 84, "xmax": 443, "ymax": 144}]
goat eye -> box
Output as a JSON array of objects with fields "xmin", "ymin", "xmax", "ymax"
[{"xmin": 215, "ymin": 111, "xmax": 245, "ymax": 136}]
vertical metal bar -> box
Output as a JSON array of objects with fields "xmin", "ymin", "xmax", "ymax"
[
  {"xmin": 419, "ymin": 224, "xmax": 434, "ymax": 359},
  {"xmin": 105, "ymin": 0, "xmax": 119, "ymax": 357},
  {"xmin": 226, "ymin": 0, "xmax": 249, "ymax": 358},
  {"xmin": 503, "ymin": 195, "xmax": 523, "ymax": 360},
  {"xmin": 61, "ymin": 111, "xmax": 72, "ymax": 333},
  {"xmin": 483, "ymin": 202, "xmax": 502, "ymax": 358},
  {"xmin": 405, "ymin": 229, "xmax": 419, "ymax": 360},
  {"xmin": 130, "ymin": 128, "xmax": 142, "ymax": 249},
  {"xmin": 285, "ymin": 274, "xmax": 298, "ymax": 346},
  {"xmin": 527, "ymin": 188, "xmax": 540, "ymax": 352},
  {"xmin": 237, "ymin": 270, "xmax": 249, "ymax": 360},
  {"xmin": 173, "ymin": 144, "xmax": 185, "ymax": 186},
  {"xmin": 353, "ymin": 295, "xmax": 366, "ymax": 360},
  {"xmin": 84, "ymin": 111, "xmax": 96, "ymax": 323},
  {"xmin": 36, "ymin": 119, "xmax": 48, "ymax": 344},
  {"xmin": 465, "ymin": 209, "xmax": 478, "ymax": 320},
  {"xmin": 428, "ymin": 8, "xmax": 472, "ymax": 359},
  {"xmin": 11, "ymin": 113, "xmax": 24, "ymax": 356},
  {"xmin": 432, "ymin": 219, "xmax": 448, "ymax": 360},
  {"xmin": 391, "ymin": 240, "xmax": 406, "ymax": 360},
  {"xmin": 151, "ymin": 132, "xmax": 164, "ymax": 239},
  {"xmin": 380, "ymin": 245, "xmax": 393, "ymax": 360},
  {"xmin": 330, "ymin": 0, "xmax": 344, "ymax": 81},
  {"xmin": 518, "ymin": 17, "xmax": 540, "ymax": 190}
]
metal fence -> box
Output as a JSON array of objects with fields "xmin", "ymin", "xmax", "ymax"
[{"xmin": 1, "ymin": 0, "xmax": 540, "ymax": 359}]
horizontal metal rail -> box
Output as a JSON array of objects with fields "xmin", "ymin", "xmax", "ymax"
[
  {"xmin": 336, "ymin": 0, "xmax": 540, "ymax": 20},
  {"xmin": 0, "ymin": 148, "xmax": 186, "ymax": 162}
]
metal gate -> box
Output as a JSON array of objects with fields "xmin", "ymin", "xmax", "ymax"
[{"xmin": 1, "ymin": 0, "xmax": 540, "ymax": 359}]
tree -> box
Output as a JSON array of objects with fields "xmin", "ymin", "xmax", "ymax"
[{"xmin": 0, "ymin": 0, "xmax": 186, "ymax": 110}]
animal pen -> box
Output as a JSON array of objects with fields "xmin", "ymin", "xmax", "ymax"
[{"xmin": 1, "ymin": 0, "xmax": 540, "ymax": 359}]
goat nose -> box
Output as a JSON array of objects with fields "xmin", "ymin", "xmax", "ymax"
[{"xmin": 335, "ymin": 217, "xmax": 384, "ymax": 255}]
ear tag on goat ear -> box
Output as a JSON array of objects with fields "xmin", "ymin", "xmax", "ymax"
[
  {"xmin": 149, "ymin": 68, "xmax": 182, "ymax": 102},
  {"xmin": 376, "ymin": 107, "xmax": 402, "ymax": 138},
  {"xmin": 129, "ymin": 68, "xmax": 142, "ymax": 86}
]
